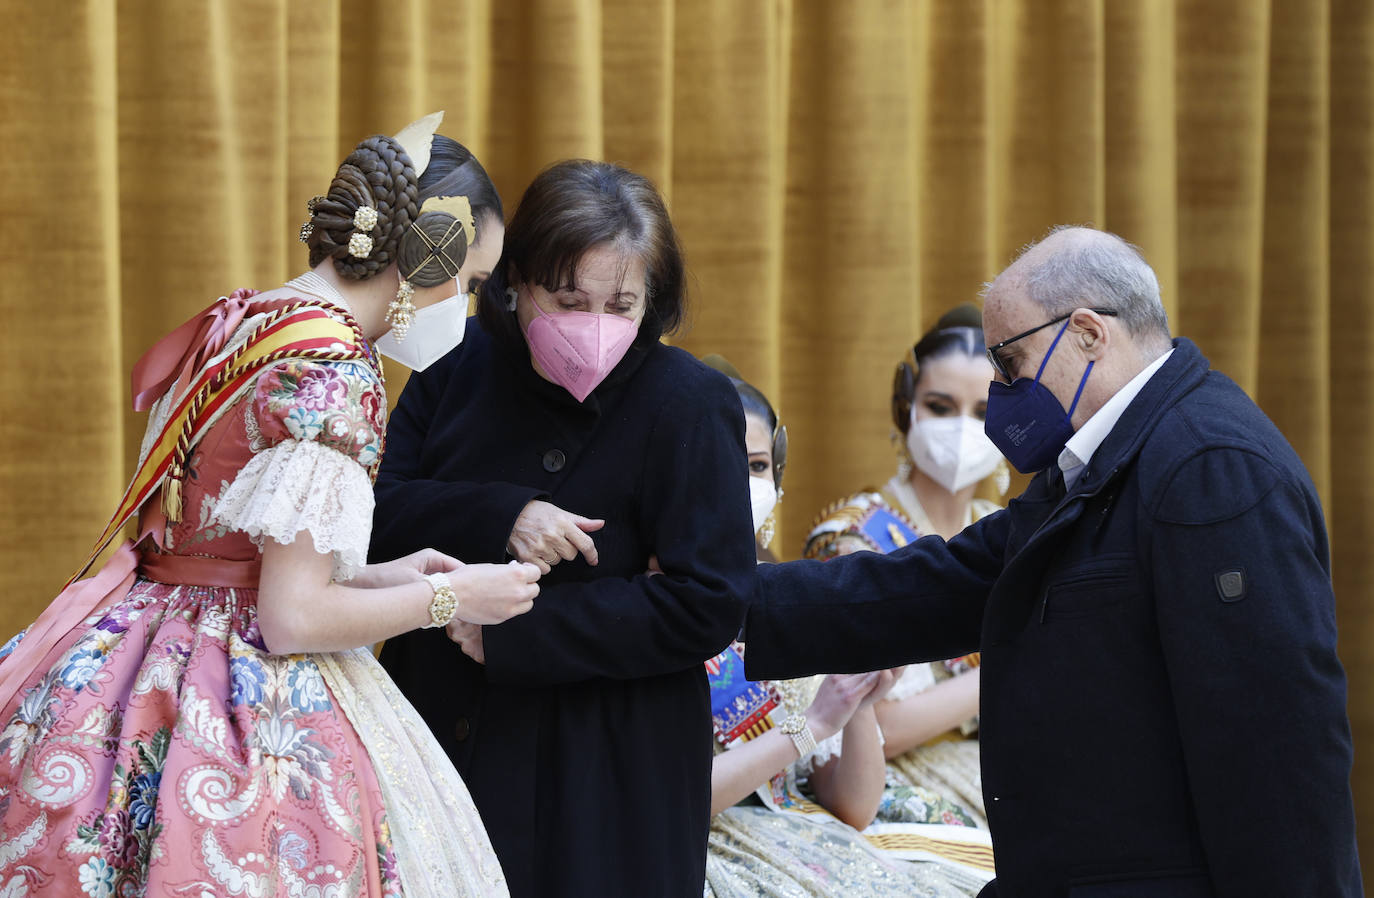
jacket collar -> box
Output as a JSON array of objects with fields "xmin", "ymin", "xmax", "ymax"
[{"xmin": 1057, "ymin": 336, "xmax": 1209, "ymax": 500}]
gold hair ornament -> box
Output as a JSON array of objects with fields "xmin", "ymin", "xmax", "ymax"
[
  {"xmin": 392, "ymin": 110, "xmax": 445, "ymax": 178},
  {"xmin": 386, "ymin": 213, "xmax": 468, "ymax": 342},
  {"xmin": 758, "ymin": 487, "xmax": 783, "ymax": 550},
  {"xmin": 299, "ymin": 195, "xmax": 327, "ymax": 243},
  {"xmin": 421, "ymin": 195, "xmax": 477, "ymax": 246},
  {"xmin": 382, "ymin": 111, "xmax": 460, "ymax": 341}
]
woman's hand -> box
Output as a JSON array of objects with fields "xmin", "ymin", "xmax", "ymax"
[
  {"xmin": 450, "ymin": 560, "xmax": 542, "ymax": 625},
  {"xmin": 507, "ymin": 500, "xmax": 605, "ymax": 574},
  {"xmin": 448, "ymin": 621, "xmax": 484, "ymax": 663},
  {"xmin": 804, "ymin": 672, "xmax": 882, "ymax": 742},
  {"xmin": 856, "ymin": 666, "xmax": 905, "ymax": 711},
  {"xmin": 352, "ymin": 548, "xmax": 462, "ymax": 589}
]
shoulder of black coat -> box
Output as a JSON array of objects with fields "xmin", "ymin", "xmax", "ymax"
[
  {"xmin": 637, "ymin": 342, "xmax": 741, "ymax": 412},
  {"xmin": 1137, "ymin": 367, "xmax": 1311, "ymax": 525}
]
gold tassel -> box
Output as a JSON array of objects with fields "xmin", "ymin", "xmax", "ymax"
[{"xmin": 162, "ymin": 472, "xmax": 184, "ymax": 523}]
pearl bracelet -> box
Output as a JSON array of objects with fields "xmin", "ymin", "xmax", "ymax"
[{"xmin": 778, "ymin": 712, "xmax": 818, "ymax": 759}]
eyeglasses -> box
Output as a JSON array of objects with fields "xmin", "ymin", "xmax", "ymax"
[{"xmin": 985, "ymin": 308, "xmax": 1119, "ymax": 382}]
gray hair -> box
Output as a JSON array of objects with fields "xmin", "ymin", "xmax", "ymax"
[{"xmin": 1015, "ymin": 225, "xmax": 1171, "ymax": 344}]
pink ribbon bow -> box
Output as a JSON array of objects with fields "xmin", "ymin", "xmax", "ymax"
[{"xmin": 129, "ymin": 289, "xmax": 261, "ymax": 411}]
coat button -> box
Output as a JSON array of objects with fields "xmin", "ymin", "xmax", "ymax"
[
  {"xmin": 453, "ymin": 717, "xmax": 471, "ymax": 741},
  {"xmin": 542, "ymin": 449, "xmax": 566, "ymax": 473}
]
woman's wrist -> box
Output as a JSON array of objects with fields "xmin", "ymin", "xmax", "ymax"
[
  {"xmin": 805, "ymin": 713, "xmax": 841, "ymax": 745},
  {"xmin": 420, "ymin": 572, "xmax": 458, "ymax": 629}
]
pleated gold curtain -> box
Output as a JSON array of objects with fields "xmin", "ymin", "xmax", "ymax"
[{"xmin": 1, "ymin": 0, "xmax": 1369, "ymax": 869}]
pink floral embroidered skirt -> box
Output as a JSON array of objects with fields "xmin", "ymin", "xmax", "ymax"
[{"xmin": 0, "ymin": 579, "xmax": 405, "ymax": 897}]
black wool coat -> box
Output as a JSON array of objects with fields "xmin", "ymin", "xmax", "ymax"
[
  {"xmin": 371, "ymin": 318, "xmax": 754, "ymax": 898},
  {"xmin": 745, "ymin": 338, "xmax": 1361, "ymax": 898}
]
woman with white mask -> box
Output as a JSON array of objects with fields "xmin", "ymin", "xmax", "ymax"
[
  {"xmin": 692, "ymin": 359, "xmax": 969, "ymax": 898},
  {"xmin": 0, "ymin": 114, "xmax": 538, "ymax": 898},
  {"xmin": 801, "ymin": 304, "xmax": 1006, "ymax": 891}
]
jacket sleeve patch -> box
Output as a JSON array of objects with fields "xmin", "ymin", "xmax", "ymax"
[{"xmin": 1215, "ymin": 568, "xmax": 1247, "ymax": 602}]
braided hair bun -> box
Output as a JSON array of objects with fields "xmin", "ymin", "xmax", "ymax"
[{"xmin": 305, "ymin": 135, "xmax": 421, "ymax": 280}]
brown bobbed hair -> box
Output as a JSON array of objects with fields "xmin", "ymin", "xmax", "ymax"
[
  {"xmin": 477, "ymin": 159, "xmax": 686, "ymax": 348},
  {"xmin": 305, "ymin": 133, "xmax": 500, "ymax": 288},
  {"xmin": 891, "ymin": 303, "xmax": 986, "ymax": 434}
]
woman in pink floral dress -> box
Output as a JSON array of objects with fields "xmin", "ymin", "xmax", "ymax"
[{"xmin": 0, "ymin": 115, "xmax": 532, "ymax": 898}]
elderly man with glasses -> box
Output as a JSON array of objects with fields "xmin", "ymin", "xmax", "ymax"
[{"xmin": 744, "ymin": 226, "xmax": 1360, "ymax": 898}]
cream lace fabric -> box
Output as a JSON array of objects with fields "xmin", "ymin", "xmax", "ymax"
[
  {"xmin": 799, "ymin": 729, "xmax": 847, "ymax": 776},
  {"xmin": 313, "ymin": 648, "xmax": 510, "ymax": 897},
  {"xmin": 884, "ymin": 663, "xmax": 938, "ymax": 702},
  {"xmin": 211, "ymin": 438, "xmax": 373, "ymax": 581}
]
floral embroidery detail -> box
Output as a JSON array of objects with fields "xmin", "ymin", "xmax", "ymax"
[
  {"xmin": 97, "ymin": 809, "xmax": 137, "ymax": 868},
  {"xmin": 51, "ymin": 609, "xmax": 132, "ymax": 695},
  {"xmin": 1, "ymin": 673, "xmax": 63, "ymax": 766},
  {"xmin": 127, "ymin": 771, "xmax": 160, "ymax": 830},
  {"xmin": 257, "ymin": 709, "xmax": 335, "ymax": 802},
  {"xmin": 77, "ymin": 857, "xmax": 116, "ymax": 897},
  {"xmin": 287, "ymin": 660, "xmax": 332, "ymax": 713},
  {"xmin": 252, "ymin": 360, "xmax": 384, "ymax": 472},
  {"xmin": 377, "ymin": 820, "xmax": 402, "ymax": 894},
  {"xmin": 285, "ymin": 406, "xmax": 325, "ymax": 441},
  {"xmin": 229, "ymin": 654, "xmax": 266, "ymax": 706},
  {"xmin": 275, "ymin": 829, "xmax": 310, "ymax": 870},
  {"xmin": 59, "ymin": 650, "xmax": 106, "ymax": 692},
  {"xmin": 294, "ymin": 364, "xmax": 349, "ymax": 412},
  {"xmin": 68, "ymin": 726, "xmax": 169, "ymax": 896},
  {"xmin": 878, "ymin": 775, "xmax": 977, "ymax": 828}
]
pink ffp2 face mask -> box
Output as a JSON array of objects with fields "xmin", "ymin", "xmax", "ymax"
[{"xmin": 523, "ymin": 303, "xmax": 640, "ymax": 402}]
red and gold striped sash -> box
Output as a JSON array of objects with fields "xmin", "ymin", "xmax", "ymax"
[{"xmin": 70, "ymin": 300, "xmax": 369, "ymax": 585}]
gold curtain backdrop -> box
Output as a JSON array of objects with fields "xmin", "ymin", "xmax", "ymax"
[{"xmin": 1, "ymin": 0, "xmax": 1370, "ymax": 868}]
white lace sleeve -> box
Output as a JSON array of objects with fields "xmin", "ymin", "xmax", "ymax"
[{"xmin": 212, "ymin": 438, "xmax": 373, "ymax": 581}]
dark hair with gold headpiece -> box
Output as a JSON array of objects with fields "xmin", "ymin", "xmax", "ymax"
[{"xmin": 891, "ymin": 303, "xmax": 986, "ymax": 434}]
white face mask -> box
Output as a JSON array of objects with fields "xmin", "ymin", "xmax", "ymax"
[
  {"xmin": 749, "ymin": 476, "xmax": 778, "ymax": 535},
  {"xmin": 375, "ymin": 285, "xmax": 469, "ymax": 371},
  {"xmin": 906, "ymin": 414, "xmax": 1003, "ymax": 493}
]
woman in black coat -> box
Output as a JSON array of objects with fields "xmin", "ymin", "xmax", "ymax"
[{"xmin": 371, "ymin": 160, "xmax": 756, "ymax": 897}]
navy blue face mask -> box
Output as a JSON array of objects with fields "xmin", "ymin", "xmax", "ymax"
[{"xmin": 983, "ymin": 320, "xmax": 1093, "ymax": 474}]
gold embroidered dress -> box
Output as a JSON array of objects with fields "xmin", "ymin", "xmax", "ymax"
[{"xmin": 702, "ymin": 641, "xmax": 977, "ymax": 898}]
